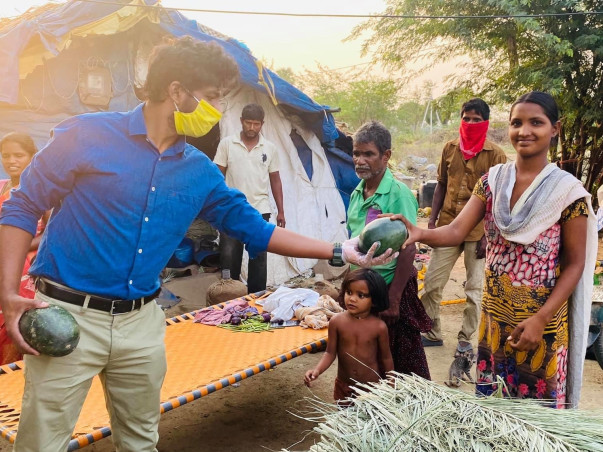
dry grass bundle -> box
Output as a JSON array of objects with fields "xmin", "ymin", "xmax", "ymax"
[{"xmin": 289, "ymin": 374, "xmax": 603, "ymax": 452}]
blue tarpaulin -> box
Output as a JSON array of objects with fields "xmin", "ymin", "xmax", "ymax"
[
  {"xmin": 0, "ymin": 0, "xmax": 356, "ymax": 206},
  {"xmin": 0, "ymin": 0, "xmax": 338, "ymax": 142},
  {"xmin": 324, "ymin": 146, "xmax": 360, "ymax": 211}
]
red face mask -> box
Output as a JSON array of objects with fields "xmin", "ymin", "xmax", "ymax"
[{"xmin": 459, "ymin": 120, "xmax": 489, "ymax": 160}]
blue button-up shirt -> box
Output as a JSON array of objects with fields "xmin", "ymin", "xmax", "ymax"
[{"xmin": 0, "ymin": 104, "xmax": 275, "ymax": 299}]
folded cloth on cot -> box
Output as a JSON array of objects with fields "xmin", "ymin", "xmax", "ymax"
[{"xmin": 257, "ymin": 287, "xmax": 319, "ymax": 321}]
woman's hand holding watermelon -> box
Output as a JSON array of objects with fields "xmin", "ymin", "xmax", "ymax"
[
  {"xmin": 341, "ymin": 236, "xmax": 398, "ymax": 268},
  {"xmin": 377, "ymin": 214, "xmax": 424, "ymax": 250},
  {"xmin": 0, "ymin": 293, "xmax": 48, "ymax": 355}
]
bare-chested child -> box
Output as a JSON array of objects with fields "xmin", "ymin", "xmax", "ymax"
[{"xmin": 304, "ymin": 268, "xmax": 394, "ymax": 403}]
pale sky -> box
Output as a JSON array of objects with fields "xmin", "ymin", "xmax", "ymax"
[
  {"xmin": 0, "ymin": 0, "xmax": 459, "ymax": 96},
  {"xmin": 163, "ymin": 0, "xmax": 384, "ymax": 72}
]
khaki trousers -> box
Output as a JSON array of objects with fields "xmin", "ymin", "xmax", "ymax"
[
  {"xmin": 421, "ymin": 241, "xmax": 485, "ymax": 343},
  {"xmin": 14, "ymin": 292, "xmax": 167, "ymax": 452}
]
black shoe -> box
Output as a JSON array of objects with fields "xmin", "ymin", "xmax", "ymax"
[{"xmin": 421, "ymin": 336, "xmax": 444, "ymax": 347}]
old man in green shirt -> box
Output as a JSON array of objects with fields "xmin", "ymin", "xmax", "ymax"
[{"xmin": 347, "ymin": 121, "xmax": 431, "ymax": 379}]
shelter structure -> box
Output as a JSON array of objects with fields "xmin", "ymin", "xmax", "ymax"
[{"xmin": 0, "ymin": 0, "xmax": 359, "ymax": 286}]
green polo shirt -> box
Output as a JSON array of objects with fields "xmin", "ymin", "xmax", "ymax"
[{"xmin": 347, "ymin": 168, "xmax": 418, "ymax": 284}]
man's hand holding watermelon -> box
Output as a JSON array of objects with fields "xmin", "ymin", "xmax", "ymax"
[
  {"xmin": 341, "ymin": 236, "xmax": 399, "ymax": 268},
  {"xmin": 2, "ymin": 294, "xmax": 49, "ymax": 356}
]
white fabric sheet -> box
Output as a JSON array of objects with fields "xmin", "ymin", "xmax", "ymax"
[{"xmin": 256, "ymin": 286, "xmax": 319, "ymax": 321}]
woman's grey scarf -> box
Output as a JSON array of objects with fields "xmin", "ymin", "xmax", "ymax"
[{"xmin": 491, "ymin": 163, "xmax": 580, "ymax": 244}]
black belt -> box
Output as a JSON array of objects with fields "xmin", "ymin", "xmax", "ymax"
[{"xmin": 37, "ymin": 279, "xmax": 161, "ymax": 315}]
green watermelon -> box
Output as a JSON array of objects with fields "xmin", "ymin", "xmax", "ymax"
[
  {"xmin": 19, "ymin": 305, "xmax": 80, "ymax": 357},
  {"xmin": 358, "ymin": 217, "xmax": 408, "ymax": 257}
]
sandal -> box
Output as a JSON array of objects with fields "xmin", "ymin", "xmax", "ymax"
[{"xmin": 454, "ymin": 341, "xmax": 474, "ymax": 358}]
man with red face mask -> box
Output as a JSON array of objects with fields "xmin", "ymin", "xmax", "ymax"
[{"xmin": 421, "ymin": 99, "xmax": 507, "ymax": 359}]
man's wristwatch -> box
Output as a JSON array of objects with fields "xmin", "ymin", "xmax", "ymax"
[{"xmin": 329, "ymin": 242, "xmax": 345, "ymax": 267}]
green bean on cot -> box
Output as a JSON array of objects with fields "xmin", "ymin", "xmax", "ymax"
[{"xmin": 217, "ymin": 316, "xmax": 273, "ymax": 333}]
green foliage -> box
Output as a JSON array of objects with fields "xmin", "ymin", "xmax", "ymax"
[
  {"xmin": 351, "ymin": 0, "xmax": 603, "ymax": 192},
  {"xmin": 395, "ymin": 101, "xmax": 424, "ymax": 133},
  {"xmin": 283, "ymin": 65, "xmax": 450, "ymax": 151},
  {"xmin": 274, "ymin": 67, "xmax": 299, "ymax": 86},
  {"xmin": 436, "ymin": 86, "xmax": 475, "ymax": 124},
  {"xmin": 293, "ymin": 64, "xmax": 400, "ymax": 130}
]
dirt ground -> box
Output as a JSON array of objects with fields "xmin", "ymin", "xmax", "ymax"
[{"xmin": 2, "ymin": 238, "xmax": 603, "ymax": 452}]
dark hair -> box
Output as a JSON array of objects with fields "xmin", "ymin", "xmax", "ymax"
[
  {"xmin": 241, "ymin": 104, "xmax": 264, "ymax": 121},
  {"xmin": 340, "ymin": 268, "xmax": 389, "ymax": 313},
  {"xmin": 144, "ymin": 36, "xmax": 239, "ymax": 102},
  {"xmin": 510, "ymin": 91, "xmax": 559, "ymax": 125},
  {"xmin": 353, "ymin": 121, "xmax": 391, "ymax": 155},
  {"xmin": 0, "ymin": 132, "xmax": 38, "ymax": 157},
  {"xmin": 461, "ymin": 98, "xmax": 490, "ymax": 120}
]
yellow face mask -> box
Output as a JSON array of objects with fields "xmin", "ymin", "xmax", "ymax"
[{"xmin": 173, "ymin": 95, "xmax": 222, "ymax": 137}]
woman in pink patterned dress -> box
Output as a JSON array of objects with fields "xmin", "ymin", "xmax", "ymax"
[{"xmin": 390, "ymin": 92, "xmax": 597, "ymax": 408}]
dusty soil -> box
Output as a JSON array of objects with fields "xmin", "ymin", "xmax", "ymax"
[{"xmin": 2, "ymin": 237, "xmax": 602, "ymax": 452}]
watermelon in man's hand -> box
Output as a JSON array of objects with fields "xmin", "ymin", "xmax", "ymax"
[{"xmin": 19, "ymin": 305, "xmax": 80, "ymax": 357}]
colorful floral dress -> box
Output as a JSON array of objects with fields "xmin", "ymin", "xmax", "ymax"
[
  {"xmin": 473, "ymin": 175, "xmax": 587, "ymax": 408},
  {"xmin": 0, "ymin": 180, "xmax": 46, "ymax": 365}
]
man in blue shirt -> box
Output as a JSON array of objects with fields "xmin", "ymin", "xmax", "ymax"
[{"xmin": 0, "ymin": 37, "xmax": 394, "ymax": 452}]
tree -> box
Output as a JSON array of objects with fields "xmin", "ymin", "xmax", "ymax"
[
  {"xmin": 395, "ymin": 100, "xmax": 424, "ymax": 134},
  {"xmin": 297, "ymin": 64, "xmax": 400, "ymax": 130},
  {"xmin": 436, "ymin": 86, "xmax": 476, "ymax": 124},
  {"xmin": 274, "ymin": 67, "xmax": 300, "ymax": 86},
  {"xmin": 350, "ymin": 0, "xmax": 603, "ymax": 193}
]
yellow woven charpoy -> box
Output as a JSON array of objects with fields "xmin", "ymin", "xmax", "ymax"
[{"xmin": 0, "ymin": 294, "xmax": 327, "ymax": 450}]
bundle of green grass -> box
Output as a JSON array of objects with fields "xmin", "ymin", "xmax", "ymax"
[{"xmin": 289, "ymin": 374, "xmax": 603, "ymax": 452}]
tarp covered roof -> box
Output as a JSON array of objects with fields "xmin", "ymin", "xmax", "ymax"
[{"xmin": 0, "ymin": 0, "xmax": 338, "ymax": 141}]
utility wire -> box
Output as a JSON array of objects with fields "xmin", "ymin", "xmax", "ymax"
[
  {"xmin": 321, "ymin": 62, "xmax": 372, "ymax": 71},
  {"xmin": 75, "ymin": 0, "xmax": 603, "ymax": 20}
]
